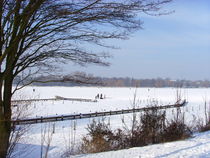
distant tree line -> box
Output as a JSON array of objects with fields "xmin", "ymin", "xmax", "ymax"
[
  {"xmin": 14, "ymin": 75, "xmax": 210, "ymax": 88},
  {"xmin": 101, "ymin": 77, "xmax": 210, "ymax": 88}
]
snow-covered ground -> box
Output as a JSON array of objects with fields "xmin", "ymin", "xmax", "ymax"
[
  {"xmin": 12, "ymin": 87, "xmax": 210, "ymax": 158},
  {"xmin": 72, "ymin": 131, "xmax": 210, "ymax": 158}
]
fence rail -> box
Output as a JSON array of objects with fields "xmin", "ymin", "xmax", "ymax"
[
  {"xmin": 12, "ymin": 96, "xmax": 97, "ymax": 103},
  {"xmin": 12, "ymin": 100, "xmax": 187, "ymax": 125}
]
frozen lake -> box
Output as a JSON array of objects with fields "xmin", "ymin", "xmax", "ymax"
[{"xmin": 13, "ymin": 86, "xmax": 210, "ymax": 116}]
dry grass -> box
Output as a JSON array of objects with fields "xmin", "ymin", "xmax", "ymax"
[{"xmin": 80, "ymin": 107, "xmax": 192, "ymax": 154}]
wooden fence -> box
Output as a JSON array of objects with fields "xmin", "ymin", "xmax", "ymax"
[
  {"xmin": 12, "ymin": 96, "xmax": 97, "ymax": 104},
  {"xmin": 12, "ymin": 100, "xmax": 187, "ymax": 125}
]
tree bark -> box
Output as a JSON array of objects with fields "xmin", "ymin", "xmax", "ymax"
[
  {"xmin": 0, "ymin": 70, "xmax": 13, "ymax": 158},
  {"xmin": 0, "ymin": 120, "xmax": 11, "ymax": 158}
]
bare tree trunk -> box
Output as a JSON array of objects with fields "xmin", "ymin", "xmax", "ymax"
[
  {"xmin": 0, "ymin": 120, "xmax": 11, "ymax": 158},
  {"xmin": 0, "ymin": 71, "xmax": 13, "ymax": 158}
]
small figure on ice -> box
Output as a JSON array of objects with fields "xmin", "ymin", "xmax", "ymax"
[
  {"xmin": 95, "ymin": 94, "xmax": 100, "ymax": 99},
  {"xmin": 100, "ymin": 93, "xmax": 103, "ymax": 99},
  {"xmin": 95, "ymin": 93, "xmax": 106, "ymax": 99}
]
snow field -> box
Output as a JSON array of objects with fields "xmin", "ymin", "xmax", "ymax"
[{"xmin": 12, "ymin": 87, "xmax": 210, "ymax": 158}]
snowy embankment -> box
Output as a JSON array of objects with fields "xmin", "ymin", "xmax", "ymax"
[{"xmin": 72, "ymin": 131, "xmax": 210, "ymax": 158}]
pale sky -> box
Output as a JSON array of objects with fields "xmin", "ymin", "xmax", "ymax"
[{"xmin": 64, "ymin": 0, "xmax": 210, "ymax": 80}]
